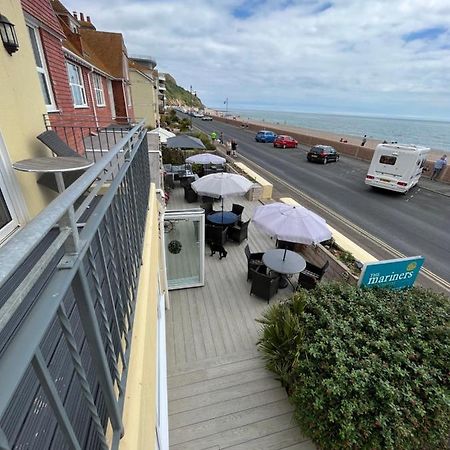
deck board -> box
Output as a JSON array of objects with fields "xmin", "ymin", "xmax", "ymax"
[{"xmin": 166, "ymin": 186, "xmax": 315, "ymax": 449}]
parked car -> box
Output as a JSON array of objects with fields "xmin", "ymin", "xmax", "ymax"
[
  {"xmin": 307, "ymin": 145, "xmax": 340, "ymax": 164},
  {"xmin": 192, "ymin": 112, "xmax": 204, "ymax": 118},
  {"xmin": 255, "ymin": 130, "xmax": 277, "ymax": 143},
  {"xmin": 201, "ymin": 115, "xmax": 213, "ymax": 121},
  {"xmin": 273, "ymin": 135, "xmax": 298, "ymax": 148}
]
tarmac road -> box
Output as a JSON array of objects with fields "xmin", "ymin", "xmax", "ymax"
[{"xmin": 189, "ymin": 116, "xmax": 450, "ymax": 289}]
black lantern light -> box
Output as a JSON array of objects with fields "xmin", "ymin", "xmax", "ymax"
[{"xmin": 0, "ymin": 14, "xmax": 19, "ymax": 55}]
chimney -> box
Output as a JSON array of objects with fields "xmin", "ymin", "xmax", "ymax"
[
  {"xmin": 87, "ymin": 16, "xmax": 91, "ymax": 23},
  {"xmin": 73, "ymin": 11, "xmax": 78, "ymax": 19},
  {"xmin": 80, "ymin": 12, "xmax": 84, "ymax": 21}
]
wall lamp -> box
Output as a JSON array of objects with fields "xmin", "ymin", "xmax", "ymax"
[{"xmin": 0, "ymin": 14, "xmax": 19, "ymax": 55}]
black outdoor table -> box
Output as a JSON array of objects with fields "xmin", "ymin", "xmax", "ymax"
[
  {"xmin": 263, "ymin": 249, "xmax": 306, "ymax": 289},
  {"xmin": 207, "ymin": 211, "xmax": 238, "ymax": 225}
]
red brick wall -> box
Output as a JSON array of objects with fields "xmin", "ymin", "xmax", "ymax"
[{"xmin": 21, "ymin": 0, "xmax": 63, "ymax": 36}]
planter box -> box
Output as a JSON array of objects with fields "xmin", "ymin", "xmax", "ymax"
[
  {"xmin": 299, "ymin": 243, "xmax": 359, "ymax": 285},
  {"xmin": 245, "ymin": 183, "xmax": 263, "ymax": 201}
]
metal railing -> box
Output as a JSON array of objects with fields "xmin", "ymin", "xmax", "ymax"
[
  {"xmin": 43, "ymin": 114, "xmax": 138, "ymax": 160},
  {"xmin": 0, "ymin": 121, "xmax": 150, "ymax": 449}
]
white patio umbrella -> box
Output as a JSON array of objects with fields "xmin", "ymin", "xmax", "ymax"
[
  {"xmin": 252, "ymin": 202, "xmax": 332, "ymax": 260},
  {"xmin": 147, "ymin": 127, "xmax": 175, "ymax": 143},
  {"xmin": 185, "ymin": 153, "xmax": 226, "ymax": 165},
  {"xmin": 191, "ymin": 172, "xmax": 253, "ymax": 213}
]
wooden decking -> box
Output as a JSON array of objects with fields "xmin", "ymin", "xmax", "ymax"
[{"xmin": 166, "ymin": 188, "xmax": 316, "ymax": 449}]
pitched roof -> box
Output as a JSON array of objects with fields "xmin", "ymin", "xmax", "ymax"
[{"xmin": 79, "ymin": 29, "xmax": 127, "ymax": 79}]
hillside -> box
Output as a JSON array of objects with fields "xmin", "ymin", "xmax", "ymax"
[{"xmin": 165, "ymin": 74, "xmax": 204, "ymax": 109}]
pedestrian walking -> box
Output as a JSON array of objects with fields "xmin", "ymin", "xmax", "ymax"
[
  {"xmin": 226, "ymin": 140, "xmax": 232, "ymax": 156},
  {"xmin": 231, "ymin": 139, "xmax": 238, "ymax": 157},
  {"xmin": 430, "ymin": 154, "xmax": 447, "ymax": 180},
  {"xmin": 219, "ymin": 132, "xmax": 224, "ymax": 144},
  {"xmin": 361, "ymin": 135, "xmax": 367, "ymax": 146},
  {"xmin": 211, "ymin": 131, "xmax": 217, "ymax": 141}
]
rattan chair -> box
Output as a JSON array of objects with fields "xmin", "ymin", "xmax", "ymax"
[
  {"xmin": 297, "ymin": 260, "xmax": 329, "ymax": 290},
  {"xmin": 244, "ymin": 244, "xmax": 265, "ymax": 281},
  {"xmin": 250, "ymin": 266, "xmax": 280, "ymax": 303}
]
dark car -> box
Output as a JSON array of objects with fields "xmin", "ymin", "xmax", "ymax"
[
  {"xmin": 273, "ymin": 135, "xmax": 298, "ymax": 148},
  {"xmin": 307, "ymin": 145, "xmax": 340, "ymax": 164},
  {"xmin": 255, "ymin": 130, "xmax": 277, "ymax": 143}
]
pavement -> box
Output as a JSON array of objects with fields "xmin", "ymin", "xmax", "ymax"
[{"xmin": 418, "ymin": 177, "xmax": 450, "ymax": 197}]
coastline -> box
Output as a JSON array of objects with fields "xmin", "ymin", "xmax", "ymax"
[{"xmin": 205, "ymin": 108, "xmax": 446, "ymax": 160}]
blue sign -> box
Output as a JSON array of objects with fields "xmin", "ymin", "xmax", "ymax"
[{"xmin": 358, "ymin": 256, "xmax": 424, "ymax": 289}]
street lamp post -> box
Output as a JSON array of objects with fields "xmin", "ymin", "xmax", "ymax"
[{"xmin": 189, "ymin": 85, "xmax": 193, "ymax": 129}]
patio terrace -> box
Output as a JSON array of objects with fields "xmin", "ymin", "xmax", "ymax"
[{"xmin": 165, "ymin": 186, "xmax": 317, "ymax": 449}]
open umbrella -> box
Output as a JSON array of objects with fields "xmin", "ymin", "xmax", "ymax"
[
  {"xmin": 191, "ymin": 172, "xmax": 253, "ymax": 217},
  {"xmin": 147, "ymin": 127, "xmax": 175, "ymax": 143},
  {"xmin": 185, "ymin": 153, "xmax": 226, "ymax": 165},
  {"xmin": 252, "ymin": 202, "xmax": 332, "ymax": 260},
  {"xmin": 165, "ymin": 135, "xmax": 206, "ymax": 149}
]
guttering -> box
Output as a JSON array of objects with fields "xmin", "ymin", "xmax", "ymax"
[{"xmin": 63, "ymin": 47, "xmax": 116, "ymax": 81}]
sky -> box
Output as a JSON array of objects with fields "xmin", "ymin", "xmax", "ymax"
[{"xmin": 62, "ymin": 0, "xmax": 450, "ymax": 120}]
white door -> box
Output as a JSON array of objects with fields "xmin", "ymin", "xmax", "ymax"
[{"xmin": 0, "ymin": 132, "xmax": 24, "ymax": 243}]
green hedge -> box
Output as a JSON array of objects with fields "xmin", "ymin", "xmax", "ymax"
[{"xmin": 258, "ymin": 284, "xmax": 450, "ymax": 449}]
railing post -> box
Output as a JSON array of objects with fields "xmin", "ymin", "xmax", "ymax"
[{"xmin": 71, "ymin": 262, "xmax": 123, "ymax": 435}]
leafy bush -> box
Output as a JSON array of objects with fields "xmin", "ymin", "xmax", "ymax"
[{"xmin": 258, "ymin": 284, "xmax": 450, "ymax": 449}]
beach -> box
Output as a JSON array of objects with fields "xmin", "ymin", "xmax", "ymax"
[{"xmin": 205, "ymin": 108, "xmax": 446, "ymax": 162}]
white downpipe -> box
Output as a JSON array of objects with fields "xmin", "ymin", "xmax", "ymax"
[
  {"xmin": 158, "ymin": 199, "xmax": 170, "ymax": 310},
  {"xmin": 86, "ymin": 69, "xmax": 99, "ymax": 128}
]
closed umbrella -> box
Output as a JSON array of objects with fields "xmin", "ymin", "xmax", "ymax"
[
  {"xmin": 252, "ymin": 202, "xmax": 332, "ymax": 260},
  {"xmin": 185, "ymin": 153, "xmax": 226, "ymax": 165}
]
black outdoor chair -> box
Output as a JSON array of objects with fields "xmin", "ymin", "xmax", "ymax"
[
  {"xmin": 205, "ymin": 223, "xmax": 228, "ymax": 246},
  {"xmin": 36, "ymin": 130, "xmax": 85, "ymax": 192},
  {"xmin": 184, "ymin": 186, "xmax": 198, "ymax": 203},
  {"xmin": 244, "ymin": 244, "xmax": 265, "ymax": 281},
  {"xmin": 200, "ymin": 202, "xmax": 214, "ymax": 216},
  {"xmin": 250, "ymin": 266, "xmax": 280, "ymax": 303},
  {"xmin": 276, "ymin": 240, "xmax": 296, "ymax": 251},
  {"xmin": 180, "ymin": 175, "xmax": 196, "ymax": 188},
  {"xmin": 231, "ymin": 203, "xmax": 245, "ymax": 220},
  {"xmin": 297, "ymin": 260, "xmax": 329, "ymax": 290},
  {"xmin": 228, "ymin": 220, "xmax": 249, "ymax": 243}
]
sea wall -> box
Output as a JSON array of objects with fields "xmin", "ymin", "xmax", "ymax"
[{"xmin": 212, "ymin": 115, "xmax": 450, "ymax": 183}]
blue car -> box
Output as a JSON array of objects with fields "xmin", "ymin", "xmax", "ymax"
[{"xmin": 255, "ymin": 130, "xmax": 277, "ymax": 143}]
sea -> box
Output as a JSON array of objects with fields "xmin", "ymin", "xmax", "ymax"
[{"xmin": 228, "ymin": 109, "xmax": 450, "ymax": 152}]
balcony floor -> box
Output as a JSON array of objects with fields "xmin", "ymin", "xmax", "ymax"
[{"xmin": 166, "ymin": 187, "xmax": 315, "ymax": 449}]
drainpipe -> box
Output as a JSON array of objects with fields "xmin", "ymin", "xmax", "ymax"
[{"xmin": 86, "ymin": 68, "xmax": 99, "ymax": 128}]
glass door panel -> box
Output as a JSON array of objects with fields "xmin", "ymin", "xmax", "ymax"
[{"xmin": 164, "ymin": 209, "xmax": 204, "ymax": 289}]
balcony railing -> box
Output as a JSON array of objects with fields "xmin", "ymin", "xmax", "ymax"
[{"xmin": 0, "ymin": 122, "xmax": 151, "ymax": 449}]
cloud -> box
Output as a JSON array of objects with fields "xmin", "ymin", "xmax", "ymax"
[{"xmin": 62, "ymin": 0, "xmax": 450, "ymax": 119}]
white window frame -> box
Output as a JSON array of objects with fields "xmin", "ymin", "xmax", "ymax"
[
  {"xmin": 0, "ymin": 132, "xmax": 29, "ymax": 244},
  {"xmin": 92, "ymin": 73, "xmax": 106, "ymax": 107},
  {"xmin": 67, "ymin": 62, "xmax": 88, "ymax": 107},
  {"xmin": 26, "ymin": 24, "xmax": 57, "ymax": 112}
]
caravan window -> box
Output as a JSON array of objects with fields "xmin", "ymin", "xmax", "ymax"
[{"xmin": 379, "ymin": 155, "xmax": 396, "ymax": 165}]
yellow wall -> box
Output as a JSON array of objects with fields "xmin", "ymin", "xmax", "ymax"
[
  {"xmin": 120, "ymin": 184, "xmax": 160, "ymax": 450},
  {"xmin": 0, "ymin": 0, "xmax": 54, "ymax": 219},
  {"xmin": 130, "ymin": 70, "xmax": 159, "ymax": 128}
]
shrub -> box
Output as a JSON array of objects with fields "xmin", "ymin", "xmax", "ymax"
[{"xmin": 258, "ymin": 283, "xmax": 450, "ymax": 449}]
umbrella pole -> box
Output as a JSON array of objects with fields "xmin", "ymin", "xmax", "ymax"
[
  {"xmin": 221, "ymin": 197, "xmax": 224, "ymax": 221},
  {"xmin": 283, "ymin": 247, "xmax": 287, "ymax": 261}
]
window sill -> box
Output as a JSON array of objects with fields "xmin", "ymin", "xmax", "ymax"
[{"xmin": 74, "ymin": 105, "xmax": 89, "ymax": 109}]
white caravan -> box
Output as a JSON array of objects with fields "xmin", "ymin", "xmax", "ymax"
[{"xmin": 365, "ymin": 143, "xmax": 430, "ymax": 193}]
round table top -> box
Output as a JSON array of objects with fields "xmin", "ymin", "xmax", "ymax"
[
  {"xmin": 263, "ymin": 249, "xmax": 306, "ymax": 274},
  {"xmin": 13, "ymin": 156, "xmax": 94, "ymax": 173},
  {"xmin": 208, "ymin": 211, "xmax": 238, "ymax": 225}
]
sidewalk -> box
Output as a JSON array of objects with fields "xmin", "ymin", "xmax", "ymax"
[{"xmin": 418, "ymin": 178, "xmax": 450, "ymax": 197}]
